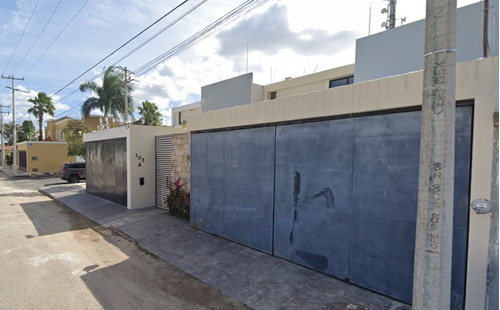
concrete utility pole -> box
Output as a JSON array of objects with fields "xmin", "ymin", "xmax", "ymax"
[
  {"xmin": 0, "ymin": 105, "xmax": 9, "ymax": 170},
  {"xmin": 2, "ymin": 75, "xmax": 24, "ymax": 176},
  {"xmin": 117, "ymin": 66, "xmax": 135, "ymax": 125},
  {"xmin": 412, "ymin": 0, "xmax": 457, "ymax": 309}
]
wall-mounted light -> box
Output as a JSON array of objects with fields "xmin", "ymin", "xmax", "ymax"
[{"xmin": 471, "ymin": 198, "xmax": 493, "ymax": 214}]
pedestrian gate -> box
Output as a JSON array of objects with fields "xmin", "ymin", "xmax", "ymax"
[{"xmin": 155, "ymin": 135, "xmax": 172, "ymax": 210}]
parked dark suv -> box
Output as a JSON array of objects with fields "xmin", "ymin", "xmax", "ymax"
[{"xmin": 59, "ymin": 162, "xmax": 86, "ymax": 183}]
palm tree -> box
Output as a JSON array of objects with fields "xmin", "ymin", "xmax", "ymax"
[
  {"xmin": 79, "ymin": 66, "xmax": 134, "ymax": 120},
  {"xmin": 136, "ymin": 100, "xmax": 162, "ymax": 126},
  {"xmin": 28, "ymin": 92, "xmax": 55, "ymax": 141}
]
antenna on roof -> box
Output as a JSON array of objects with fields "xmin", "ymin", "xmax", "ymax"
[{"xmin": 381, "ymin": 0, "xmax": 397, "ymax": 29}]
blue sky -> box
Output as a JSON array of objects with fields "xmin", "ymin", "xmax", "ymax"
[{"xmin": 0, "ymin": 0, "xmax": 477, "ymax": 128}]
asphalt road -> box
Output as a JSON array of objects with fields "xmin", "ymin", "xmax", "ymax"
[{"xmin": 0, "ymin": 174, "xmax": 248, "ymax": 310}]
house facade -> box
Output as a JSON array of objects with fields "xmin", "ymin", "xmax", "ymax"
[
  {"xmin": 16, "ymin": 141, "xmax": 75, "ymax": 173},
  {"xmin": 45, "ymin": 115, "xmax": 119, "ymax": 142},
  {"xmin": 184, "ymin": 2, "xmax": 498, "ymax": 309}
]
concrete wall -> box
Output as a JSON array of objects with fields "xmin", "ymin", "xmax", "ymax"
[
  {"xmin": 355, "ymin": 2, "xmax": 498, "ymax": 83},
  {"xmin": 201, "ymin": 73, "xmax": 263, "ymax": 112},
  {"xmin": 17, "ymin": 141, "xmax": 76, "ymax": 173},
  {"xmin": 172, "ymin": 102, "xmax": 202, "ymax": 128},
  {"xmin": 189, "ymin": 57, "xmax": 498, "ymax": 310},
  {"xmin": 84, "ymin": 125, "xmax": 184, "ymax": 209},
  {"xmin": 171, "ymin": 132, "xmax": 191, "ymax": 192},
  {"xmin": 263, "ymin": 64, "xmax": 355, "ymax": 99}
]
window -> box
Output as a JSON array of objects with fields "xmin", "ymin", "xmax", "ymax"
[
  {"xmin": 329, "ymin": 76, "xmax": 354, "ymax": 88},
  {"xmin": 269, "ymin": 91, "xmax": 277, "ymax": 100},
  {"xmin": 178, "ymin": 112, "xmax": 182, "ymax": 125},
  {"xmin": 31, "ymin": 156, "xmax": 38, "ymax": 161},
  {"xmin": 59, "ymin": 130, "xmax": 64, "ymax": 141}
]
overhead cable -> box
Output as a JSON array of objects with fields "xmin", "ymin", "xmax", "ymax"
[
  {"xmin": 2, "ymin": 0, "xmax": 41, "ymax": 74},
  {"xmin": 51, "ymin": 0, "xmax": 189, "ymax": 97},
  {"xmin": 11, "ymin": 0, "xmax": 64, "ymax": 75},
  {"xmin": 110, "ymin": 0, "xmax": 208, "ymax": 67},
  {"xmin": 23, "ymin": 0, "xmax": 91, "ymax": 77},
  {"xmin": 134, "ymin": 0, "xmax": 266, "ymax": 76}
]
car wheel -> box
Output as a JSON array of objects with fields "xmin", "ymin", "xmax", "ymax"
[{"xmin": 68, "ymin": 175, "xmax": 80, "ymax": 183}]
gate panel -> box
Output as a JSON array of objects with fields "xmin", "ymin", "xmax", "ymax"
[
  {"xmin": 274, "ymin": 119, "xmax": 353, "ymax": 279},
  {"xmin": 155, "ymin": 135, "xmax": 172, "ymax": 210},
  {"xmin": 191, "ymin": 127, "xmax": 275, "ymax": 254},
  {"xmin": 350, "ymin": 106, "xmax": 471, "ymax": 307},
  {"xmin": 86, "ymin": 139, "xmax": 127, "ymax": 207}
]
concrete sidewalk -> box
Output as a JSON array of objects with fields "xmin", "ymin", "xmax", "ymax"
[{"xmin": 39, "ymin": 182, "xmax": 410, "ymax": 310}]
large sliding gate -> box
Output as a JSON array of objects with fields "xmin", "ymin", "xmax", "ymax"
[{"xmin": 191, "ymin": 106, "xmax": 472, "ymax": 308}]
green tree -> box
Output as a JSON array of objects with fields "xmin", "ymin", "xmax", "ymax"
[
  {"xmin": 3, "ymin": 121, "xmax": 21, "ymax": 145},
  {"xmin": 63, "ymin": 120, "xmax": 92, "ymax": 158},
  {"xmin": 28, "ymin": 92, "xmax": 55, "ymax": 141},
  {"xmin": 18, "ymin": 120, "xmax": 35, "ymax": 142},
  {"xmin": 79, "ymin": 66, "xmax": 134, "ymax": 120},
  {"xmin": 136, "ymin": 100, "xmax": 162, "ymax": 126}
]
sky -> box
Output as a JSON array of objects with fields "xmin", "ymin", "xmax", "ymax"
[{"xmin": 0, "ymin": 0, "xmax": 479, "ymax": 128}]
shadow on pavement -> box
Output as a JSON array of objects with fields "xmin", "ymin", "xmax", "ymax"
[{"xmin": 19, "ymin": 200, "xmax": 92, "ymax": 237}]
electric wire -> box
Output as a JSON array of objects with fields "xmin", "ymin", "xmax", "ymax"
[
  {"xmin": 52, "ymin": 0, "xmax": 266, "ymax": 119},
  {"xmin": 134, "ymin": 0, "xmax": 266, "ymax": 76},
  {"xmin": 11, "ymin": 0, "xmax": 64, "ymax": 76},
  {"xmin": 110, "ymin": 0, "xmax": 208, "ymax": 68},
  {"xmin": 22, "ymin": 0, "xmax": 91, "ymax": 78},
  {"xmin": 2, "ymin": 0, "xmax": 41, "ymax": 75},
  {"xmin": 51, "ymin": 0, "xmax": 190, "ymax": 98}
]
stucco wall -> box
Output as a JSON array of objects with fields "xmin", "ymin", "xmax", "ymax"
[
  {"xmin": 188, "ymin": 57, "xmax": 498, "ymax": 310},
  {"xmin": 201, "ymin": 73, "xmax": 263, "ymax": 112},
  {"xmin": 172, "ymin": 103, "xmax": 202, "ymax": 127},
  {"xmin": 84, "ymin": 125, "xmax": 184, "ymax": 209},
  {"xmin": 17, "ymin": 141, "xmax": 75, "ymax": 173},
  {"xmin": 263, "ymin": 64, "xmax": 355, "ymax": 99},
  {"xmin": 171, "ymin": 132, "xmax": 191, "ymax": 192}
]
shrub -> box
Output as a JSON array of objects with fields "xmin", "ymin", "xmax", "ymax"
[
  {"xmin": 166, "ymin": 177, "xmax": 190, "ymax": 220},
  {"xmin": 5, "ymin": 153, "xmax": 12, "ymax": 166}
]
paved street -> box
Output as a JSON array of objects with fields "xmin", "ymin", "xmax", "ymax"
[{"xmin": 0, "ymin": 174, "xmax": 247, "ymax": 310}]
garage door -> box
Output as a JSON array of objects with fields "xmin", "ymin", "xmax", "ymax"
[{"xmin": 191, "ymin": 105, "xmax": 472, "ymax": 307}]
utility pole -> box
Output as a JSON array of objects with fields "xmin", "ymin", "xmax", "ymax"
[
  {"xmin": 412, "ymin": 0, "xmax": 457, "ymax": 309},
  {"xmin": 381, "ymin": 0, "xmax": 397, "ymax": 29},
  {"xmin": 117, "ymin": 66, "xmax": 135, "ymax": 125},
  {"xmin": 0, "ymin": 105, "xmax": 9, "ymax": 170},
  {"xmin": 2, "ymin": 75, "xmax": 25, "ymax": 176}
]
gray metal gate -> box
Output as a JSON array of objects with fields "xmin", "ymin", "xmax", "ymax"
[
  {"xmin": 191, "ymin": 105, "xmax": 472, "ymax": 308},
  {"xmin": 155, "ymin": 135, "xmax": 172, "ymax": 210}
]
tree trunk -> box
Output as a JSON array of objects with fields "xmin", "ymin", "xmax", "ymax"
[{"xmin": 38, "ymin": 114, "xmax": 43, "ymax": 141}]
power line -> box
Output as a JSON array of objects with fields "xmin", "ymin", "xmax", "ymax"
[
  {"xmin": 135, "ymin": 0, "xmax": 266, "ymax": 76},
  {"xmin": 11, "ymin": 0, "xmax": 64, "ymax": 75},
  {"xmin": 2, "ymin": 0, "xmax": 41, "ymax": 74},
  {"xmin": 51, "ymin": 0, "xmax": 267, "ymax": 119},
  {"xmin": 110, "ymin": 0, "xmax": 208, "ymax": 67},
  {"xmin": 51, "ymin": 0, "xmax": 190, "ymax": 97},
  {"xmin": 52, "ymin": 0, "xmax": 206, "ymax": 112},
  {"xmin": 23, "ymin": 0, "xmax": 91, "ymax": 78}
]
